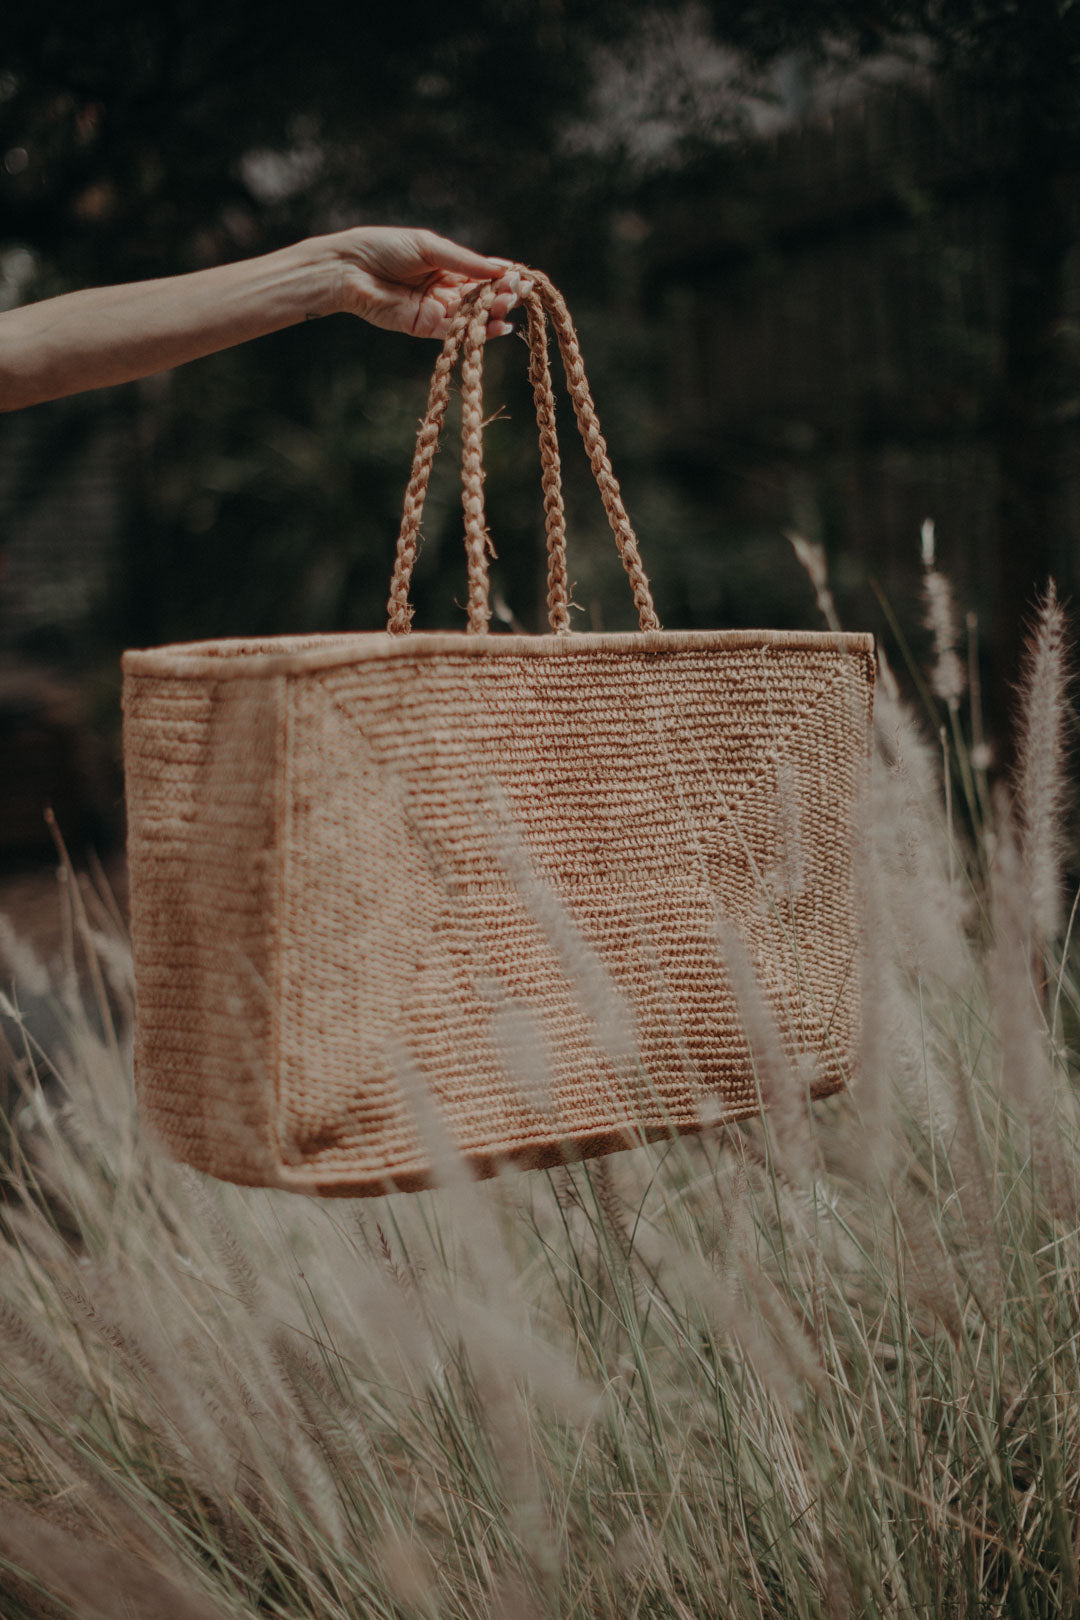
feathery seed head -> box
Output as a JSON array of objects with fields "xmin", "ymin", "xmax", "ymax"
[
  {"xmin": 920, "ymin": 516, "xmax": 936, "ymax": 568},
  {"xmin": 715, "ymin": 920, "xmax": 818, "ymax": 1185},
  {"xmin": 1016, "ymin": 581, "xmax": 1071, "ymax": 945},
  {"xmin": 786, "ymin": 529, "xmax": 841, "ymax": 631},
  {"xmin": 920, "ymin": 522, "xmax": 965, "ymax": 705}
]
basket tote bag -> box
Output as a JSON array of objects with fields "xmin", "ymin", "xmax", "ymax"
[{"xmin": 123, "ymin": 272, "xmax": 875, "ymax": 1196}]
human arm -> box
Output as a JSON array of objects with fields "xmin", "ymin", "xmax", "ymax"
[{"xmin": 0, "ymin": 226, "xmax": 525, "ymax": 412}]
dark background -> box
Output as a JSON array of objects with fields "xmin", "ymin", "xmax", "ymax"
[{"xmin": 2, "ymin": 0, "xmax": 1079, "ymax": 864}]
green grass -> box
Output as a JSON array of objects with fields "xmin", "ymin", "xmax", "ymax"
[{"xmin": 0, "ymin": 579, "xmax": 1076, "ymax": 1618}]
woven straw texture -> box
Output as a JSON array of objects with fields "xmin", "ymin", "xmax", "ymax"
[{"xmin": 123, "ymin": 273, "xmax": 874, "ymax": 1196}]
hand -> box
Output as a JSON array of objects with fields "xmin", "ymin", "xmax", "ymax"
[{"xmin": 326, "ymin": 226, "xmax": 529, "ymax": 339}]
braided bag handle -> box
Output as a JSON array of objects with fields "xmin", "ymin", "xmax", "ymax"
[{"xmin": 386, "ymin": 269, "xmax": 660, "ymax": 635}]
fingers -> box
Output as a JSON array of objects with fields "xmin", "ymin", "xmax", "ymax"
[
  {"xmin": 429, "ymin": 269, "xmax": 532, "ymax": 312},
  {"xmin": 416, "ymin": 228, "xmax": 513, "ymax": 281},
  {"xmin": 425, "ymin": 270, "xmax": 533, "ymax": 340},
  {"xmin": 418, "ymin": 308, "xmax": 515, "ymax": 341}
]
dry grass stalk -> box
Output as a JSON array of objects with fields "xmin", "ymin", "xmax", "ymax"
[
  {"xmin": 847, "ymin": 792, "xmax": 900, "ymax": 1186},
  {"xmin": 873, "ymin": 679, "xmax": 971, "ymax": 995},
  {"xmin": 492, "ymin": 811, "xmax": 636, "ymax": 1068},
  {"xmin": 989, "ymin": 796, "xmax": 1076, "ymax": 1221},
  {"xmin": 921, "ymin": 519, "xmax": 966, "ymax": 708},
  {"xmin": 716, "ymin": 921, "xmax": 819, "ymax": 1187},
  {"xmin": 0, "ymin": 1498, "xmax": 231, "ymax": 1620},
  {"xmin": 0, "ymin": 915, "xmax": 51, "ymax": 1001},
  {"xmin": 1016, "ymin": 581, "xmax": 1070, "ymax": 949},
  {"xmin": 786, "ymin": 529, "xmax": 841, "ymax": 631}
]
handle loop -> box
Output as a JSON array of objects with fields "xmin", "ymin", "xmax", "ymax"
[
  {"xmin": 386, "ymin": 269, "xmax": 659, "ymax": 636},
  {"xmin": 526, "ymin": 290, "xmax": 571, "ymax": 635}
]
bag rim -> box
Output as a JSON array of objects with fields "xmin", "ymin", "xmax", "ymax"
[{"xmin": 123, "ymin": 626, "xmax": 875, "ymax": 681}]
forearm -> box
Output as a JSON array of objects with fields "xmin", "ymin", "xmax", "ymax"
[{"xmin": 0, "ymin": 238, "xmax": 342, "ymax": 412}]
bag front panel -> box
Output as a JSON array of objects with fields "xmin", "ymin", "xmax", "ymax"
[{"xmin": 272, "ymin": 638, "xmax": 873, "ymax": 1192}]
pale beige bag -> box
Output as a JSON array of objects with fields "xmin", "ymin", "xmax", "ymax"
[{"xmin": 123, "ymin": 272, "xmax": 874, "ymax": 1196}]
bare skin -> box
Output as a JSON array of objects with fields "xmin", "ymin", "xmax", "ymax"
[{"xmin": 0, "ymin": 226, "xmax": 529, "ymax": 412}]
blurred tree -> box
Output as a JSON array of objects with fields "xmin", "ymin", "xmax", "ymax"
[{"xmin": 700, "ymin": 0, "xmax": 1080, "ymax": 724}]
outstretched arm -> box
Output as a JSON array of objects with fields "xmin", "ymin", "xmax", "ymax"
[{"xmin": 0, "ymin": 226, "xmax": 525, "ymax": 412}]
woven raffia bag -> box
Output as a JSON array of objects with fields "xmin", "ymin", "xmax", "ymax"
[{"xmin": 123, "ymin": 272, "xmax": 874, "ymax": 1196}]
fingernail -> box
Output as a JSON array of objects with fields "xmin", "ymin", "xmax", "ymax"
[{"xmin": 488, "ymin": 320, "xmax": 514, "ymax": 338}]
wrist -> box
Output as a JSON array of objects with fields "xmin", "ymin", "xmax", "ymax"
[{"xmin": 270, "ymin": 234, "xmax": 348, "ymax": 322}]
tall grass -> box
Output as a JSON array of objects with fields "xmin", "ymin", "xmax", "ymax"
[{"xmin": 0, "ymin": 574, "xmax": 1076, "ymax": 1618}]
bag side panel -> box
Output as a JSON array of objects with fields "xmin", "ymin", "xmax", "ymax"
[{"xmin": 123, "ymin": 670, "xmax": 285, "ymax": 1183}]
